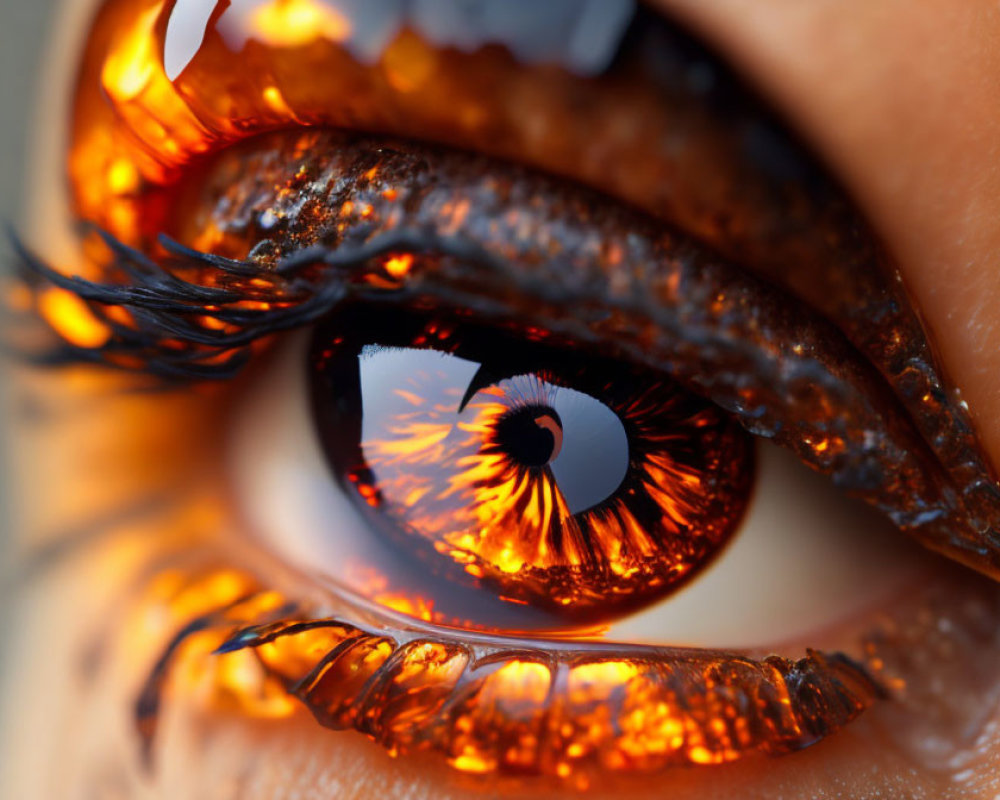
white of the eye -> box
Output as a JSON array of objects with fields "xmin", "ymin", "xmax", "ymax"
[
  {"xmin": 605, "ymin": 441, "xmax": 928, "ymax": 649},
  {"xmin": 231, "ymin": 338, "xmax": 410, "ymax": 587},
  {"xmin": 230, "ymin": 334, "xmax": 930, "ymax": 650}
]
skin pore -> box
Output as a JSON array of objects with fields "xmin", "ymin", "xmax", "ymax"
[{"xmin": 5, "ymin": 1, "xmax": 1000, "ymax": 798}]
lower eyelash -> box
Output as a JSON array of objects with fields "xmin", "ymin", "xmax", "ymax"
[
  {"xmin": 136, "ymin": 566, "xmax": 881, "ymax": 782},
  {"xmin": 7, "ymin": 225, "xmax": 467, "ymax": 381}
]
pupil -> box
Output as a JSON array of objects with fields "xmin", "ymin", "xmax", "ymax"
[{"xmin": 495, "ymin": 406, "xmax": 563, "ymax": 468}]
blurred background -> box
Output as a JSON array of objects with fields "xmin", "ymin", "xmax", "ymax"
[
  {"xmin": 1, "ymin": 1, "xmax": 58, "ymax": 230},
  {"xmin": 1, "ymin": 0, "xmax": 59, "ymax": 640}
]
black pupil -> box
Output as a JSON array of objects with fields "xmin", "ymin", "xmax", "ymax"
[{"xmin": 495, "ymin": 406, "xmax": 562, "ymax": 468}]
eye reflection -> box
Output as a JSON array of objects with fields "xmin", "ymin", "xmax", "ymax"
[{"xmin": 309, "ymin": 305, "xmax": 753, "ymax": 624}]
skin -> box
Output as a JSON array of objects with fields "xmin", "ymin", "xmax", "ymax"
[{"xmin": 5, "ymin": 0, "xmax": 1000, "ymax": 798}]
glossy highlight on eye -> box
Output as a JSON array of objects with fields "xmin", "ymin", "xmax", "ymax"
[{"xmin": 310, "ymin": 307, "xmax": 753, "ymax": 621}]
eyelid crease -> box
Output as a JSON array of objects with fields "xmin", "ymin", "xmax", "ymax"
[{"xmin": 12, "ymin": 129, "xmax": 1000, "ymax": 586}]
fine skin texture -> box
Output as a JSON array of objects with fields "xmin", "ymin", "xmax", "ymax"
[{"xmin": 6, "ymin": 1, "xmax": 1000, "ymax": 798}]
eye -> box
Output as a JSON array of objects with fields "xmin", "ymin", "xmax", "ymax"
[
  {"xmin": 14, "ymin": 0, "xmax": 1000, "ymax": 789},
  {"xmin": 305, "ymin": 305, "xmax": 754, "ymax": 624},
  {"xmin": 231, "ymin": 318, "xmax": 924, "ymax": 649}
]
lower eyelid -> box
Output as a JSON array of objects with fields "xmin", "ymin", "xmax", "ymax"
[
  {"xmin": 75, "ymin": 513, "xmax": 997, "ymax": 790},
  {"xmin": 135, "ymin": 563, "xmax": 880, "ymax": 780}
]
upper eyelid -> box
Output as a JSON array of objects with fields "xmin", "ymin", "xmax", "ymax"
[
  {"xmin": 12, "ymin": 125, "xmax": 992, "ymax": 578},
  {"xmin": 28, "ymin": 1, "xmax": 1000, "ymax": 573}
]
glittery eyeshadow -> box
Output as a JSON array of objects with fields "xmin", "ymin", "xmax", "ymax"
[{"xmin": 164, "ymin": 130, "xmax": 997, "ymax": 584}]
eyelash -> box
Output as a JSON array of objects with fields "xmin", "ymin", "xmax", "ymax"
[{"xmin": 10, "ymin": 223, "xmax": 505, "ymax": 381}]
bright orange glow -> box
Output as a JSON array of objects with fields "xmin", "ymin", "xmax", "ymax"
[
  {"xmin": 568, "ymin": 659, "xmax": 640, "ymax": 691},
  {"xmin": 168, "ymin": 570, "xmax": 267, "ymax": 623},
  {"xmin": 212, "ymin": 649, "xmax": 298, "ymax": 718},
  {"xmin": 261, "ymin": 85, "xmax": 296, "ymax": 116},
  {"xmin": 339, "ymin": 340, "xmax": 753, "ymax": 620},
  {"xmin": 382, "ymin": 30, "xmax": 437, "ymax": 93},
  {"xmin": 383, "ymin": 253, "xmax": 415, "ymax": 279},
  {"xmin": 38, "ymin": 288, "xmax": 111, "ymax": 349},
  {"xmin": 489, "ymin": 659, "xmax": 552, "ymax": 703},
  {"xmin": 449, "ymin": 753, "xmax": 493, "ymax": 774},
  {"xmin": 248, "ymin": 0, "xmax": 352, "ymax": 48},
  {"xmin": 373, "ymin": 593, "xmax": 435, "ymax": 622},
  {"xmin": 99, "ymin": 4, "xmax": 159, "ymax": 102},
  {"xmin": 107, "ymin": 158, "xmax": 140, "ymax": 194}
]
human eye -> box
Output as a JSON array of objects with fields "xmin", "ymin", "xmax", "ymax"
[{"xmin": 6, "ymin": 0, "xmax": 1000, "ymax": 797}]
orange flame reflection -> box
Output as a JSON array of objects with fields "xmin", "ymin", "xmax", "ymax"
[{"xmin": 343, "ymin": 348, "xmax": 753, "ymax": 620}]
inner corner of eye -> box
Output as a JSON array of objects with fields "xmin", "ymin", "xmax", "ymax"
[{"xmin": 226, "ymin": 305, "xmax": 928, "ymax": 650}]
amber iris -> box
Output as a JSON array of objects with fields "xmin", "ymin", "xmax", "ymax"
[{"xmin": 310, "ymin": 308, "xmax": 754, "ymax": 622}]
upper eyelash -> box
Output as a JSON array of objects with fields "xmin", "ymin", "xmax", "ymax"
[
  {"xmin": 0, "ymin": 216, "xmax": 886, "ymax": 407},
  {"xmin": 8, "ymin": 225, "xmax": 505, "ymax": 381}
]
